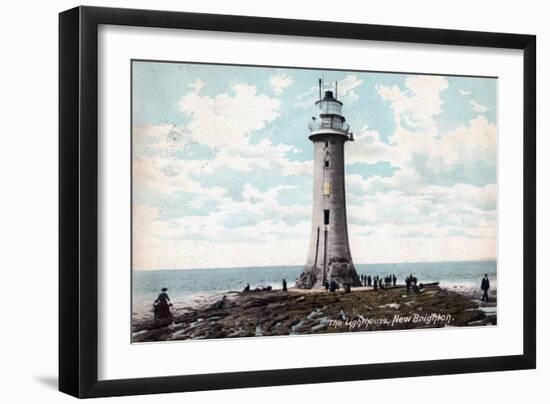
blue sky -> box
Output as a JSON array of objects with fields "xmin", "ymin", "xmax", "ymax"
[{"xmin": 132, "ymin": 61, "xmax": 497, "ymax": 270}]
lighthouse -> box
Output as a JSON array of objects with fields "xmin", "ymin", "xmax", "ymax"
[{"xmin": 296, "ymin": 80, "xmax": 361, "ymax": 289}]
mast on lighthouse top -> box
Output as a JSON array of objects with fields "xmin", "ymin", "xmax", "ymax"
[{"xmin": 308, "ymin": 79, "xmax": 354, "ymax": 142}]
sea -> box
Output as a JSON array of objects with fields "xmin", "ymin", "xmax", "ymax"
[{"xmin": 132, "ymin": 260, "xmax": 496, "ymax": 318}]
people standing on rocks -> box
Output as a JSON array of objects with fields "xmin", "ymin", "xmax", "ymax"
[
  {"xmin": 243, "ymin": 283, "xmax": 250, "ymax": 292},
  {"xmin": 373, "ymin": 278, "xmax": 378, "ymax": 291},
  {"xmin": 213, "ymin": 295, "xmax": 228, "ymax": 309},
  {"xmin": 153, "ymin": 287, "xmax": 172, "ymax": 326},
  {"xmin": 282, "ymin": 279, "xmax": 287, "ymax": 292},
  {"xmin": 481, "ymin": 274, "xmax": 490, "ymax": 302},
  {"xmin": 367, "ymin": 275, "xmax": 372, "ymax": 287},
  {"xmin": 393, "ymin": 274, "xmax": 397, "ymax": 286},
  {"xmin": 406, "ymin": 274, "xmax": 412, "ymax": 292}
]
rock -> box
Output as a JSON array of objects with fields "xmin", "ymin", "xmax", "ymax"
[
  {"xmin": 311, "ymin": 323, "xmax": 328, "ymax": 332},
  {"xmin": 379, "ymin": 303, "xmax": 400, "ymax": 310},
  {"xmin": 133, "ymin": 286, "xmax": 497, "ymax": 342}
]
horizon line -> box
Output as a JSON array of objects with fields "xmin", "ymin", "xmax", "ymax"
[{"xmin": 134, "ymin": 257, "xmax": 497, "ymax": 272}]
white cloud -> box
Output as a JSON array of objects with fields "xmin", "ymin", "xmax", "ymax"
[
  {"xmin": 348, "ymin": 117, "xmax": 496, "ymax": 190},
  {"xmin": 336, "ymin": 74, "xmax": 363, "ymax": 104},
  {"xmin": 338, "ymin": 75, "xmax": 363, "ymax": 95},
  {"xmin": 179, "ymin": 83, "xmax": 280, "ymax": 149},
  {"xmin": 176, "ymin": 83, "xmax": 310, "ymax": 174},
  {"xmin": 426, "ymin": 115, "xmax": 496, "ymax": 167},
  {"xmin": 470, "ymin": 99, "xmax": 489, "ymax": 113},
  {"xmin": 293, "ymin": 85, "xmax": 319, "ymax": 108},
  {"xmin": 377, "ymin": 75, "xmax": 449, "ymax": 134},
  {"xmin": 346, "ymin": 127, "xmax": 395, "ymax": 165},
  {"xmin": 360, "ymin": 75, "xmax": 495, "ymax": 180},
  {"xmin": 270, "ymin": 73, "xmax": 294, "ymax": 95}
]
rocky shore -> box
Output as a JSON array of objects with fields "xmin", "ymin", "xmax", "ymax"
[{"xmin": 132, "ymin": 284, "xmax": 497, "ymax": 343}]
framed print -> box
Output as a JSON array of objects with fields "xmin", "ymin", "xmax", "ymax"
[{"xmin": 59, "ymin": 6, "xmax": 536, "ymax": 398}]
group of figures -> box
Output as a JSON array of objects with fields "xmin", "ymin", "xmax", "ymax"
[
  {"xmin": 359, "ymin": 274, "xmax": 398, "ymax": 290},
  {"xmin": 322, "ymin": 279, "xmax": 344, "ymax": 293},
  {"xmin": 405, "ymin": 274, "xmax": 419, "ymax": 292}
]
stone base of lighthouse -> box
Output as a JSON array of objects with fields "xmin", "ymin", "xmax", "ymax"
[{"xmin": 296, "ymin": 260, "xmax": 361, "ymax": 289}]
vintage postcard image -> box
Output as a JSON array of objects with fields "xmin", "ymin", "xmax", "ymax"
[{"xmin": 131, "ymin": 61, "xmax": 497, "ymax": 342}]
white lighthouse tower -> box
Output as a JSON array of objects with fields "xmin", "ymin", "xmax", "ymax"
[{"xmin": 296, "ymin": 80, "xmax": 361, "ymax": 289}]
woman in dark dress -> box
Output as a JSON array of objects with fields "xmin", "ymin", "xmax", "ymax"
[{"xmin": 153, "ymin": 287, "xmax": 172, "ymax": 325}]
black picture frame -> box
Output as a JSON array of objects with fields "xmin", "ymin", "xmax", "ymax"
[{"xmin": 59, "ymin": 5, "xmax": 536, "ymax": 398}]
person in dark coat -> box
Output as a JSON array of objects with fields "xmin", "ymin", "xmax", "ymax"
[
  {"xmin": 282, "ymin": 279, "xmax": 287, "ymax": 292},
  {"xmin": 373, "ymin": 278, "xmax": 378, "ymax": 291},
  {"xmin": 213, "ymin": 295, "xmax": 228, "ymax": 309},
  {"xmin": 243, "ymin": 283, "xmax": 250, "ymax": 292},
  {"xmin": 393, "ymin": 274, "xmax": 397, "ymax": 286},
  {"xmin": 481, "ymin": 274, "xmax": 490, "ymax": 302},
  {"xmin": 367, "ymin": 275, "xmax": 372, "ymax": 287},
  {"xmin": 153, "ymin": 287, "xmax": 172, "ymax": 325},
  {"xmin": 406, "ymin": 275, "xmax": 411, "ymax": 292}
]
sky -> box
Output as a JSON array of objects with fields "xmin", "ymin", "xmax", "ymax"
[{"xmin": 132, "ymin": 60, "xmax": 497, "ymax": 270}]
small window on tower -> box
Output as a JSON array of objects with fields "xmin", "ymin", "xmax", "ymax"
[
  {"xmin": 324, "ymin": 160, "xmax": 329, "ymax": 168},
  {"xmin": 324, "ymin": 209, "xmax": 330, "ymax": 225},
  {"xmin": 323, "ymin": 181, "xmax": 331, "ymax": 195},
  {"xmin": 324, "ymin": 141, "xmax": 329, "ymax": 148}
]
